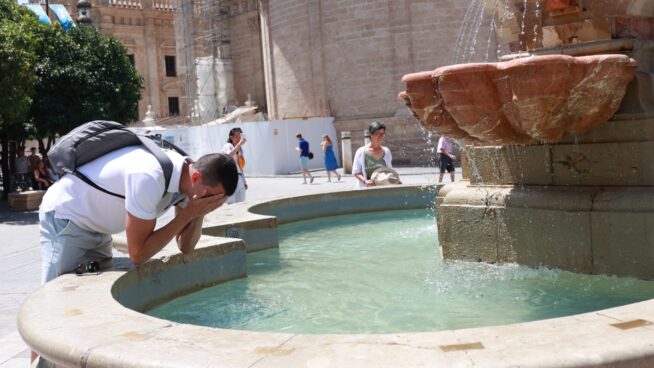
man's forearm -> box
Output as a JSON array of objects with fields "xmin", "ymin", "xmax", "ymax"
[
  {"xmin": 176, "ymin": 216, "xmax": 203, "ymax": 254},
  {"xmin": 127, "ymin": 211, "xmax": 194, "ymax": 265},
  {"xmin": 127, "ymin": 193, "xmax": 229, "ymax": 265}
]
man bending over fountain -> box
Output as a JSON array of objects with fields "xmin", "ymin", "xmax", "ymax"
[{"xmin": 38, "ymin": 150, "xmax": 238, "ymax": 284}]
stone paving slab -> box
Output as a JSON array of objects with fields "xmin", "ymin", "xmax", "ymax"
[
  {"xmin": 0, "ymin": 332, "xmax": 27, "ymax": 365},
  {"xmin": 0, "ymin": 167, "xmax": 450, "ymax": 367}
]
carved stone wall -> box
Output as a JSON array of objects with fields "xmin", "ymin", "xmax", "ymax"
[
  {"xmin": 87, "ymin": 1, "xmax": 187, "ymax": 122},
  {"xmin": 259, "ymin": 0, "xmax": 478, "ymax": 165},
  {"xmin": 261, "ymin": 0, "xmax": 475, "ymax": 120},
  {"xmin": 61, "ymin": 0, "xmax": 482, "ymax": 154},
  {"xmin": 227, "ymin": 1, "xmax": 266, "ymax": 108}
]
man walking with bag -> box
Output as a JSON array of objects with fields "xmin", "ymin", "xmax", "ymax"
[{"xmin": 295, "ymin": 133, "xmax": 314, "ymax": 184}]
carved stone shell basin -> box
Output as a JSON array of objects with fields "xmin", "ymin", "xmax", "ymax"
[{"xmin": 399, "ymin": 54, "xmax": 637, "ymax": 144}]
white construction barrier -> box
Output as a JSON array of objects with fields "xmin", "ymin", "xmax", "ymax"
[{"xmin": 146, "ymin": 117, "xmax": 339, "ymax": 175}]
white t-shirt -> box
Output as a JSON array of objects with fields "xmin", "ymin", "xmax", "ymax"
[
  {"xmin": 437, "ymin": 137, "xmax": 452, "ymax": 154},
  {"xmin": 40, "ymin": 146, "xmax": 186, "ymax": 234},
  {"xmin": 222, "ymin": 143, "xmax": 246, "ymax": 204}
]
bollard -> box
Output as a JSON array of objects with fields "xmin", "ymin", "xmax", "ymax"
[{"xmin": 341, "ymin": 131, "xmax": 352, "ymax": 174}]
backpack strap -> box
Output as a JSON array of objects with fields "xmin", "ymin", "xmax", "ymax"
[
  {"xmin": 73, "ymin": 171, "xmax": 127, "ymax": 199},
  {"xmin": 73, "ymin": 135, "xmax": 175, "ymax": 200},
  {"xmin": 137, "ymin": 135, "xmax": 174, "ymax": 197}
]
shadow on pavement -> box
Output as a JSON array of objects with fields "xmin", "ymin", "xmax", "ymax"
[{"xmin": 0, "ymin": 200, "xmax": 39, "ymax": 225}]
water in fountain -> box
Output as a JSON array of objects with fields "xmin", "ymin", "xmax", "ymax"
[
  {"xmin": 532, "ymin": 0, "xmax": 541, "ymax": 46},
  {"xmin": 148, "ymin": 209, "xmax": 654, "ymax": 334},
  {"xmin": 452, "ymin": 1, "xmax": 480, "ymax": 65},
  {"xmin": 520, "ymin": 0, "xmax": 528, "ymax": 50},
  {"xmin": 452, "ymin": 0, "xmax": 520, "ymax": 65},
  {"xmin": 453, "ymin": 0, "xmax": 492, "ymax": 65},
  {"xmin": 446, "ymin": 0, "xmax": 515, "ymax": 188},
  {"xmin": 484, "ymin": 0, "xmax": 502, "ymax": 61}
]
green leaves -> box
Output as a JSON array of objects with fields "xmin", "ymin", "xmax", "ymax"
[
  {"xmin": 0, "ymin": 0, "xmax": 143, "ymax": 143},
  {"xmin": 0, "ymin": 0, "xmax": 40, "ymax": 133}
]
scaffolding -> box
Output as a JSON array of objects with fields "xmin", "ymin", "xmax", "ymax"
[{"xmin": 174, "ymin": 0, "xmax": 239, "ymax": 125}]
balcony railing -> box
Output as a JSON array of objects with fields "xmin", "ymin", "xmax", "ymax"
[
  {"xmin": 153, "ymin": 0, "xmax": 173, "ymax": 11},
  {"xmin": 110, "ymin": 0, "xmax": 143, "ymax": 9},
  {"xmin": 110, "ymin": 0, "xmax": 173, "ymax": 11}
]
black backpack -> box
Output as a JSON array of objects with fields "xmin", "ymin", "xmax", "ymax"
[{"xmin": 48, "ymin": 120, "xmax": 188, "ymax": 199}]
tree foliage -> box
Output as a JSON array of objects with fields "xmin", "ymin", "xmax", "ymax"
[
  {"xmin": 0, "ymin": 0, "xmax": 42, "ymax": 199},
  {"xmin": 31, "ymin": 26, "xmax": 143, "ymax": 141},
  {"xmin": 0, "ymin": 0, "xmax": 41, "ymax": 136},
  {"xmin": 0, "ymin": 0, "xmax": 143, "ymax": 198}
]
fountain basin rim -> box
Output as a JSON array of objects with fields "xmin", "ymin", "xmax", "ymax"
[
  {"xmin": 20, "ymin": 264, "xmax": 654, "ymax": 368},
  {"xmin": 401, "ymin": 54, "xmax": 638, "ymax": 82},
  {"xmin": 499, "ymin": 39, "xmax": 637, "ymax": 61},
  {"xmin": 17, "ymin": 185, "xmax": 654, "ymax": 367}
]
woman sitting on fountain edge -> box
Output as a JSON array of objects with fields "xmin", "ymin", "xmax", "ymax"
[{"xmin": 352, "ymin": 121, "xmax": 401, "ymax": 188}]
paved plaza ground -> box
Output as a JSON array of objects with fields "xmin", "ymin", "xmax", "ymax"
[{"xmin": 0, "ymin": 167, "xmax": 460, "ymax": 367}]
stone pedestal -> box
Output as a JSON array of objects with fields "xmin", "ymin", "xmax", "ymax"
[
  {"xmin": 8, "ymin": 190, "xmax": 45, "ymax": 211},
  {"xmin": 437, "ymin": 115, "xmax": 654, "ymax": 279}
]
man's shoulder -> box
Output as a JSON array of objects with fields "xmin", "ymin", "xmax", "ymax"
[{"xmin": 79, "ymin": 146, "xmax": 161, "ymax": 177}]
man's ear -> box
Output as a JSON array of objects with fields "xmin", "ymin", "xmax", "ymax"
[{"xmin": 191, "ymin": 171, "xmax": 202, "ymax": 184}]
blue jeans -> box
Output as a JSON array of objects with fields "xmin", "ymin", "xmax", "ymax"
[{"xmin": 40, "ymin": 211, "xmax": 113, "ymax": 284}]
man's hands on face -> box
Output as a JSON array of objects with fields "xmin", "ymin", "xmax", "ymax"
[{"xmin": 184, "ymin": 190, "xmax": 229, "ymax": 218}]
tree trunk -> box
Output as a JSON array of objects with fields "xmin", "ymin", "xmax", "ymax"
[
  {"xmin": 38, "ymin": 138, "xmax": 46, "ymax": 157},
  {"xmin": 1, "ymin": 129, "xmax": 10, "ymax": 200}
]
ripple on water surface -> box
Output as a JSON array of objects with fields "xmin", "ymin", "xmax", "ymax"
[{"xmin": 148, "ymin": 209, "xmax": 654, "ymax": 334}]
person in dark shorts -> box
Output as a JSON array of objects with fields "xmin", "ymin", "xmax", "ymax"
[
  {"xmin": 295, "ymin": 133, "xmax": 314, "ymax": 184},
  {"xmin": 437, "ymin": 136, "xmax": 456, "ymax": 183}
]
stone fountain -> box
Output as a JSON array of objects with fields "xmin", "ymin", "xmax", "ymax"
[
  {"xmin": 17, "ymin": 2, "xmax": 654, "ymax": 367},
  {"xmin": 400, "ymin": 0, "xmax": 654, "ymax": 279}
]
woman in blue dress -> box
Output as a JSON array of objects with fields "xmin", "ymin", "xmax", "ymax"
[{"xmin": 321, "ymin": 134, "xmax": 341, "ymax": 182}]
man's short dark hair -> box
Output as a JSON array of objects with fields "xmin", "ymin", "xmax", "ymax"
[
  {"xmin": 194, "ymin": 153, "xmax": 238, "ymax": 196},
  {"xmin": 295, "ymin": 133, "xmax": 302, "ymax": 138},
  {"xmin": 369, "ymin": 121, "xmax": 386, "ymax": 135}
]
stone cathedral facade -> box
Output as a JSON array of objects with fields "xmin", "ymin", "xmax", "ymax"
[
  {"xmin": 175, "ymin": 0, "xmax": 479, "ymax": 165},
  {"xmin": 77, "ymin": 0, "xmax": 478, "ymax": 164}
]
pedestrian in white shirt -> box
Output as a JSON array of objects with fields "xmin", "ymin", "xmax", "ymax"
[
  {"xmin": 437, "ymin": 136, "xmax": 456, "ymax": 183},
  {"xmin": 222, "ymin": 127, "xmax": 248, "ymax": 203}
]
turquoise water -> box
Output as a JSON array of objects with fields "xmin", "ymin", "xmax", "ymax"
[{"xmin": 148, "ymin": 209, "xmax": 654, "ymax": 334}]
